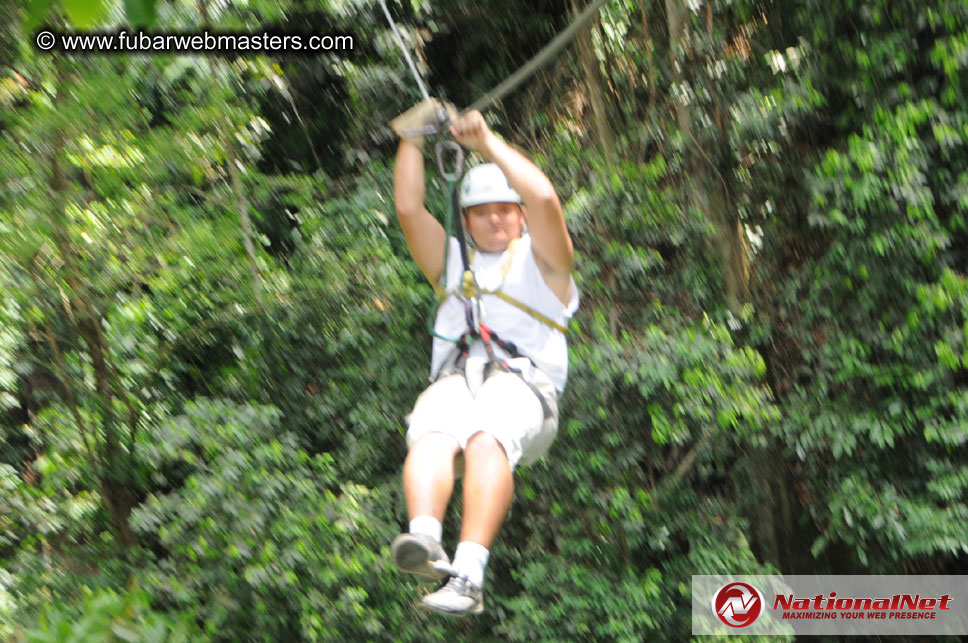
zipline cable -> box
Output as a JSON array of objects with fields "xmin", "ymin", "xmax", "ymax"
[
  {"xmin": 464, "ymin": 0, "xmax": 612, "ymax": 113},
  {"xmin": 381, "ymin": 0, "xmax": 612, "ymax": 127}
]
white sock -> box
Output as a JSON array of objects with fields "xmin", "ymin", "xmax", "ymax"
[
  {"xmin": 409, "ymin": 515, "xmax": 443, "ymax": 543},
  {"xmin": 452, "ymin": 541, "xmax": 489, "ymax": 587}
]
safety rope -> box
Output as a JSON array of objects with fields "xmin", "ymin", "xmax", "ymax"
[
  {"xmin": 426, "ymin": 170, "xmax": 465, "ymax": 344},
  {"xmin": 378, "ymin": 0, "xmax": 431, "ymax": 102},
  {"xmin": 380, "ymin": 0, "xmax": 456, "ymax": 143},
  {"xmin": 380, "ymin": 0, "xmax": 478, "ymax": 338}
]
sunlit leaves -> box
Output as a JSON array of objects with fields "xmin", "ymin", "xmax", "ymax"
[
  {"xmin": 751, "ymin": 0, "xmax": 968, "ymax": 573},
  {"xmin": 22, "ymin": 586, "xmax": 204, "ymax": 641},
  {"xmin": 122, "ymin": 0, "xmax": 158, "ymax": 28},
  {"xmin": 130, "ymin": 399, "xmax": 408, "ymax": 641}
]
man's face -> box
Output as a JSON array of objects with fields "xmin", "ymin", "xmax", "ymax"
[{"xmin": 463, "ymin": 202, "xmax": 525, "ymax": 252}]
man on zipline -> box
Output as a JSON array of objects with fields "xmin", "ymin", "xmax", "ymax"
[{"xmin": 390, "ymin": 102, "xmax": 578, "ymax": 616}]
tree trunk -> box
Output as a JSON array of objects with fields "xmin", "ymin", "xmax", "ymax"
[
  {"xmin": 664, "ymin": 1, "xmax": 792, "ymax": 573},
  {"xmin": 227, "ymin": 139, "xmax": 265, "ymax": 312},
  {"xmin": 48, "ymin": 57, "xmax": 139, "ymax": 548},
  {"xmin": 664, "ymin": 0, "xmax": 749, "ymax": 311},
  {"xmin": 573, "ymin": 0, "xmax": 615, "ymax": 158}
]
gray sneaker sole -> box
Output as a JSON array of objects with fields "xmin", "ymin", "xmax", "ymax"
[
  {"xmin": 417, "ymin": 598, "xmax": 485, "ymax": 617},
  {"xmin": 391, "ymin": 534, "xmax": 448, "ymax": 582}
]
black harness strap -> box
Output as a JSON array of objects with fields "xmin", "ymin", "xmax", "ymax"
[
  {"xmin": 448, "ymin": 160, "xmax": 471, "ymax": 271},
  {"xmin": 450, "ymin": 319, "xmax": 554, "ymax": 421}
]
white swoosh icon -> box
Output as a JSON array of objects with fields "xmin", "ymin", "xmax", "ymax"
[{"xmin": 717, "ymin": 586, "xmax": 759, "ymax": 626}]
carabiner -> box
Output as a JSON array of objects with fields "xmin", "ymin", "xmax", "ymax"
[{"xmin": 434, "ymin": 139, "xmax": 465, "ymax": 182}]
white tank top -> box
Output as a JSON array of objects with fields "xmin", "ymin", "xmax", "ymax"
[{"xmin": 431, "ymin": 234, "xmax": 579, "ymax": 392}]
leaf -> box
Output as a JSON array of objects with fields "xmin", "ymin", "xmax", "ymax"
[
  {"xmin": 123, "ymin": 0, "xmax": 159, "ymax": 28},
  {"xmin": 110, "ymin": 624, "xmax": 140, "ymax": 642},
  {"xmin": 24, "ymin": 0, "xmax": 56, "ymax": 31},
  {"xmin": 62, "ymin": 0, "xmax": 108, "ymax": 28}
]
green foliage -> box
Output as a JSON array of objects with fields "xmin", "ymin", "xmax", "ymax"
[
  {"xmin": 130, "ymin": 398, "xmax": 466, "ymax": 641},
  {"xmin": 0, "ymin": 569, "xmax": 13, "ymax": 641},
  {"xmin": 133, "ymin": 399, "xmax": 395, "ymax": 639},
  {"xmin": 3, "ymin": 0, "xmax": 968, "ymax": 640},
  {"xmin": 0, "ymin": 463, "xmax": 62, "ymax": 553},
  {"xmin": 23, "ymin": 586, "xmax": 203, "ymax": 643},
  {"xmin": 739, "ymin": 0, "xmax": 968, "ymax": 571}
]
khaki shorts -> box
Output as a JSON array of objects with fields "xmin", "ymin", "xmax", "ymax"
[{"xmin": 405, "ymin": 356, "xmax": 559, "ymax": 471}]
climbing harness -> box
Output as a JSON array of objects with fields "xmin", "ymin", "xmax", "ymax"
[
  {"xmin": 438, "ymin": 241, "xmax": 568, "ymax": 334},
  {"xmin": 435, "ymin": 239, "xmax": 560, "ymax": 421}
]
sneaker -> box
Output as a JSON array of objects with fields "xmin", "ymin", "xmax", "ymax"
[
  {"xmin": 391, "ymin": 533, "xmax": 451, "ymax": 582},
  {"xmin": 419, "ymin": 575, "xmax": 484, "ymax": 616}
]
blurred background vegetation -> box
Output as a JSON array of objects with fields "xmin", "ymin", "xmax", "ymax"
[{"xmin": 1, "ymin": 0, "xmax": 967, "ymax": 640}]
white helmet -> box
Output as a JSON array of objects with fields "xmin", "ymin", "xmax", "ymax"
[{"xmin": 459, "ymin": 163, "xmax": 522, "ymax": 209}]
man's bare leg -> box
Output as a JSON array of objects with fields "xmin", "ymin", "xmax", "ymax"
[
  {"xmin": 403, "ymin": 432, "xmax": 461, "ymax": 521},
  {"xmin": 393, "ymin": 432, "xmax": 462, "ymax": 581},
  {"xmin": 460, "ymin": 432, "xmax": 513, "ymax": 547},
  {"xmin": 419, "ymin": 431, "xmax": 511, "ymax": 614}
]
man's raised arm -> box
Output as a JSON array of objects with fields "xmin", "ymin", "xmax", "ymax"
[{"xmin": 394, "ymin": 138, "xmax": 447, "ymax": 286}]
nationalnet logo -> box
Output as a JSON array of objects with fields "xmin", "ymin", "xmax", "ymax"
[
  {"xmin": 712, "ymin": 582, "xmax": 765, "ymax": 628},
  {"xmin": 693, "ymin": 575, "xmax": 968, "ymax": 636},
  {"xmin": 773, "ymin": 591, "xmax": 952, "ymax": 621}
]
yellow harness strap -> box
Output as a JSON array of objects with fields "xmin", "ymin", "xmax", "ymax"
[
  {"xmin": 483, "ymin": 289, "xmax": 568, "ymax": 333},
  {"xmin": 439, "ymin": 239, "xmax": 569, "ymax": 334}
]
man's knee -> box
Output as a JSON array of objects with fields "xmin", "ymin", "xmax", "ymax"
[{"xmin": 464, "ymin": 431, "xmax": 509, "ymax": 464}]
